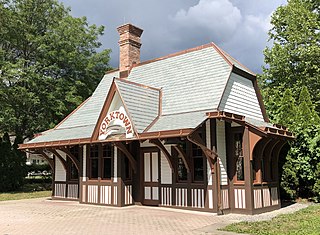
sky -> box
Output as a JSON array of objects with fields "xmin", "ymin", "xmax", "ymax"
[{"xmin": 59, "ymin": 0, "xmax": 287, "ymax": 74}]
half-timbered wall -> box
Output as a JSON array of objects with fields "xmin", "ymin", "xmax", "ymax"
[
  {"xmin": 54, "ymin": 153, "xmax": 66, "ymax": 182},
  {"xmin": 216, "ymin": 120, "xmax": 228, "ymax": 185},
  {"xmin": 53, "ymin": 150, "xmax": 79, "ymax": 199},
  {"xmin": 80, "ymin": 146, "xmax": 121, "ymax": 206},
  {"xmin": 54, "ymin": 151, "xmax": 67, "ymax": 198},
  {"xmin": 160, "ymin": 145, "xmax": 172, "ymax": 184},
  {"xmin": 206, "ymin": 120, "xmax": 213, "ymax": 186}
]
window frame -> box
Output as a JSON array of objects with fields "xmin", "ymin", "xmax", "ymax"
[
  {"xmin": 231, "ymin": 127, "xmax": 245, "ymax": 184},
  {"xmin": 101, "ymin": 144, "xmax": 113, "ymax": 181},
  {"xmin": 67, "ymin": 146, "xmax": 80, "ymax": 181},
  {"xmin": 175, "ymin": 142, "xmax": 188, "ymax": 183},
  {"xmin": 191, "ymin": 129, "xmax": 206, "ymax": 183},
  {"xmin": 89, "ymin": 145, "xmax": 99, "ymax": 180}
]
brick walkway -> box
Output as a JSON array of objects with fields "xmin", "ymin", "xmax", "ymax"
[{"xmin": 0, "ymin": 198, "xmax": 244, "ymax": 235}]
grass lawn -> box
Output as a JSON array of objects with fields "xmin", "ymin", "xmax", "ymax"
[
  {"xmin": 0, "ymin": 182, "xmax": 52, "ymax": 201},
  {"xmin": 0, "ymin": 190, "xmax": 51, "ymax": 201},
  {"xmin": 222, "ymin": 204, "xmax": 320, "ymax": 235}
]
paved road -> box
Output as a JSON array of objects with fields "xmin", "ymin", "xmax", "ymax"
[{"xmin": 0, "ymin": 198, "xmax": 308, "ymax": 235}]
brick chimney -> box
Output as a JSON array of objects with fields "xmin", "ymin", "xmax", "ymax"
[{"xmin": 117, "ymin": 23, "xmax": 143, "ymax": 78}]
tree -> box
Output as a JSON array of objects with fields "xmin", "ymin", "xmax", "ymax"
[
  {"xmin": 0, "ymin": 133, "xmax": 27, "ymax": 192},
  {"xmin": 276, "ymin": 89, "xmax": 297, "ymax": 127},
  {"xmin": 277, "ymin": 87, "xmax": 320, "ymax": 200},
  {"xmin": 0, "ymin": 0, "xmax": 112, "ymax": 139},
  {"xmin": 260, "ymin": 0, "xmax": 320, "ymax": 200},
  {"xmin": 296, "ymin": 86, "xmax": 320, "ymax": 125},
  {"xmin": 260, "ymin": 0, "xmax": 320, "ymax": 117}
]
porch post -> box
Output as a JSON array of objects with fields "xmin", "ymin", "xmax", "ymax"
[
  {"xmin": 114, "ymin": 146, "xmax": 123, "ymax": 207},
  {"xmin": 243, "ymin": 127, "xmax": 254, "ymax": 214},
  {"xmin": 79, "ymin": 145, "xmax": 86, "ymax": 203}
]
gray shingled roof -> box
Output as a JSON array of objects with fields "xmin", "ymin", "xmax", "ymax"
[
  {"xmin": 128, "ymin": 45, "xmax": 231, "ymax": 115},
  {"xmin": 115, "ymin": 79, "xmax": 160, "ymax": 133},
  {"xmin": 28, "ymin": 125, "xmax": 95, "ymax": 143},
  {"xmin": 27, "ymin": 43, "xmax": 262, "ymax": 145},
  {"xmin": 148, "ymin": 110, "xmax": 209, "ymax": 132},
  {"xmin": 29, "ymin": 71, "xmax": 118, "ymax": 143}
]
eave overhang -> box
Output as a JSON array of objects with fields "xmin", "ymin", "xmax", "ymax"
[
  {"xmin": 19, "ymin": 110, "xmax": 294, "ymax": 151},
  {"xmin": 206, "ymin": 111, "xmax": 294, "ymax": 139},
  {"xmin": 18, "ymin": 128, "xmax": 193, "ymax": 150}
]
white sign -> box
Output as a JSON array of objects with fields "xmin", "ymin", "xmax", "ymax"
[{"xmin": 99, "ymin": 106, "xmax": 134, "ymax": 140}]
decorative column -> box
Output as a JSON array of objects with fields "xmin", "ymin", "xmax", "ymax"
[{"xmin": 243, "ymin": 127, "xmax": 254, "ymax": 214}]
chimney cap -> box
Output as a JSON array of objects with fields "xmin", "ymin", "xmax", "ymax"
[{"xmin": 117, "ymin": 23, "xmax": 143, "ymax": 37}]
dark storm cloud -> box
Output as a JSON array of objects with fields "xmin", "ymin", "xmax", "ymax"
[{"xmin": 59, "ymin": 0, "xmax": 287, "ymax": 73}]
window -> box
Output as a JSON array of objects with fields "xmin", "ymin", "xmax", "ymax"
[
  {"xmin": 69, "ymin": 146, "xmax": 79, "ymax": 180},
  {"xmin": 192, "ymin": 138, "xmax": 204, "ymax": 181},
  {"xmin": 102, "ymin": 145, "xmax": 112, "ymax": 180},
  {"xmin": 177, "ymin": 142, "xmax": 188, "ymax": 181},
  {"xmin": 177, "ymin": 157, "xmax": 188, "ymax": 181},
  {"xmin": 235, "ymin": 133, "xmax": 244, "ymax": 181},
  {"xmin": 90, "ymin": 145, "xmax": 99, "ymax": 179}
]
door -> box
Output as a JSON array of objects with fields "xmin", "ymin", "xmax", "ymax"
[{"xmin": 142, "ymin": 149, "xmax": 160, "ymax": 205}]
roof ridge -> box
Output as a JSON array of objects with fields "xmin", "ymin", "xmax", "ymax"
[
  {"xmin": 129, "ymin": 43, "xmax": 216, "ymax": 69},
  {"xmin": 107, "ymin": 42, "xmax": 254, "ymax": 76},
  {"xmin": 115, "ymin": 77, "xmax": 161, "ymax": 92}
]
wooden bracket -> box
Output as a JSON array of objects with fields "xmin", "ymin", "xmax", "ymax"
[
  {"xmin": 58, "ymin": 147, "xmax": 80, "ymax": 171},
  {"xmin": 48, "ymin": 149, "xmax": 67, "ymax": 171},
  {"xmin": 187, "ymin": 132, "xmax": 218, "ymax": 173},
  {"xmin": 25, "ymin": 149, "xmax": 54, "ymax": 170},
  {"xmin": 149, "ymin": 139, "xmax": 175, "ymax": 173},
  {"xmin": 265, "ymin": 139, "xmax": 280, "ymax": 162},
  {"xmin": 114, "ymin": 142, "xmax": 137, "ymax": 173},
  {"xmin": 273, "ymin": 140, "xmax": 287, "ymax": 162},
  {"xmin": 172, "ymin": 145, "xmax": 191, "ymax": 173}
]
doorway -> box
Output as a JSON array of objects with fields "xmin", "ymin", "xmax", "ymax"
[{"xmin": 142, "ymin": 148, "xmax": 160, "ymax": 205}]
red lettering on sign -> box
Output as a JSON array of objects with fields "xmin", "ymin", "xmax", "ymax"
[
  {"xmin": 104, "ymin": 116, "xmax": 110, "ymax": 125},
  {"xmin": 123, "ymin": 117, "xmax": 131, "ymax": 127},
  {"xmin": 110, "ymin": 112, "xmax": 115, "ymax": 120},
  {"xmin": 126, "ymin": 125, "xmax": 132, "ymax": 134},
  {"xmin": 99, "ymin": 108, "xmax": 133, "ymax": 139}
]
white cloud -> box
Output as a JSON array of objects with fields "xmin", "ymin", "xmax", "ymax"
[
  {"xmin": 170, "ymin": 0, "xmax": 242, "ymax": 44},
  {"xmin": 59, "ymin": 0, "xmax": 286, "ymax": 73},
  {"xmin": 168, "ymin": 0, "xmax": 277, "ymax": 72}
]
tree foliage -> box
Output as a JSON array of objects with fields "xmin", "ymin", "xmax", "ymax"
[
  {"xmin": 0, "ymin": 0, "xmax": 111, "ymax": 139},
  {"xmin": 276, "ymin": 87, "xmax": 320, "ymax": 201},
  {"xmin": 276, "ymin": 87, "xmax": 320, "ymax": 200},
  {"xmin": 0, "ymin": 133, "xmax": 27, "ymax": 192},
  {"xmin": 260, "ymin": 0, "xmax": 320, "ymax": 201},
  {"xmin": 261, "ymin": 0, "xmax": 320, "ymax": 115}
]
